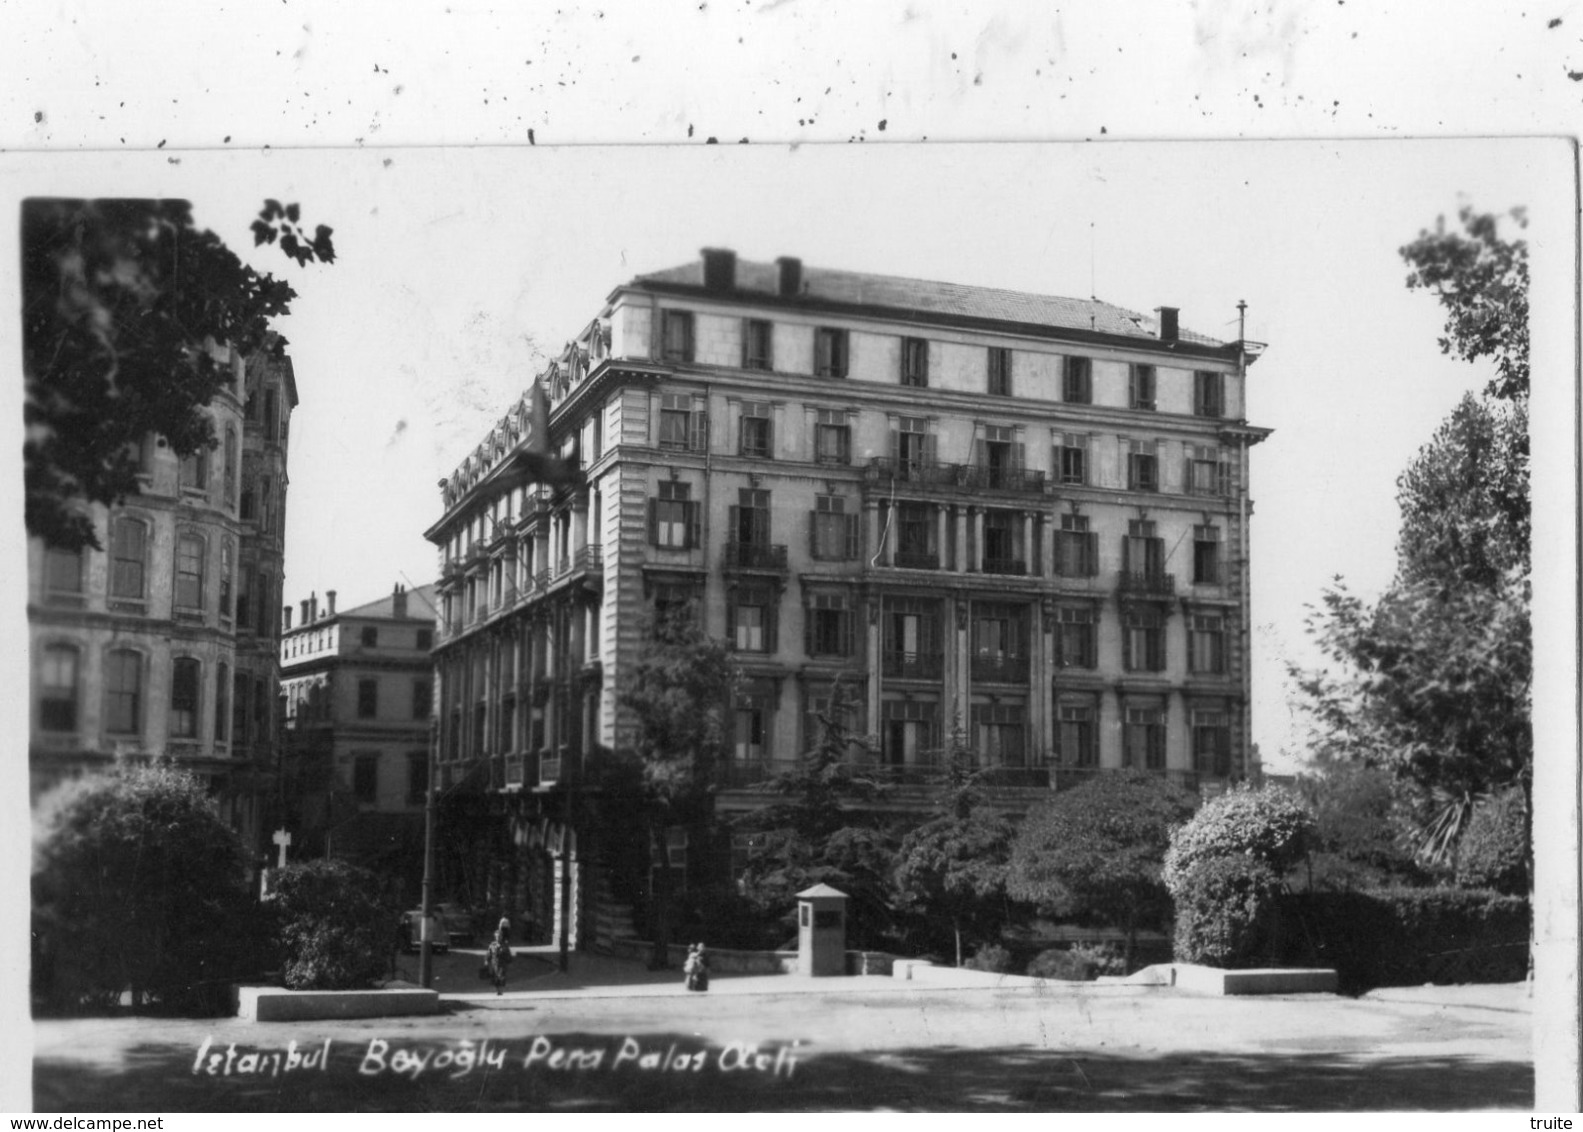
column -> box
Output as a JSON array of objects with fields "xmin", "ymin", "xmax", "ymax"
[
  {"xmin": 972, "ymin": 508, "xmax": 985, "ymax": 572},
  {"xmin": 954, "ymin": 506, "xmax": 967, "ymax": 574},
  {"xmin": 937, "ymin": 504, "xmax": 949, "ymax": 571},
  {"xmin": 865, "ymin": 593, "xmax": 882, "ymax": 738},
  {"xmin": 1023, "ymin": 511, "xmax": 1036, "ymax": 576},
  {"xmin": 866, "ymin": 499, "xmax": 882, "ymax": 567}
]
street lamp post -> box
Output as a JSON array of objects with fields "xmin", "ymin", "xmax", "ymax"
[{"xmin": 418, "ymin": 719, "xmax": 438, "ymax": 988}]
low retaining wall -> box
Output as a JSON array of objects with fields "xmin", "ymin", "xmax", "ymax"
[
  {"xmin": 603, "ymin": 939, "xmax": 897, "ymax": 977},
  {"xmin": 235, "ymin": 985, "xmax": 442, "ymax": 1022},
  {"xmin": 1156, "ymin": 964, "xmax": 1339, "ymax": 996}
]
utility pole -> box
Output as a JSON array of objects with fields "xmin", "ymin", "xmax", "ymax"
[{"xmin": 418, "ymin": 719, "xmax": 438, "ymax": 988}]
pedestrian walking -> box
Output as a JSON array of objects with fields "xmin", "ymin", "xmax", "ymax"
[
  {"xmin": 683, "ymin": 942, "xmax": 710, "ymax": 992},
  {"xmin": 486, "ymin": 918, "xmax": 513, "ymax": 995}
]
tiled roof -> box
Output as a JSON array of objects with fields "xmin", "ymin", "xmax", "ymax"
[
  {"xmin": 340, "ymin": 583, "xmax": 441, "ymax": 622},
  {"xmin": 632, "ymin": 257, "xmax": 1226, "ymax": 348}
]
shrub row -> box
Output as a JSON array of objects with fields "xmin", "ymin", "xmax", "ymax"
[{"xmin": 1277, "ymin": 886, "xmax": 1528, "ymax": 993}]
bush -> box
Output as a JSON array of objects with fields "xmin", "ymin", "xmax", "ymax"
[
  {"xmin": 1163, "ymin": 783, "xmax": 1314, "ymax": 887},
  {"xmin": 963, "ymin": 943, "xmax": 1013, "ymax": 973},
  {"xmin": 1455, "ymin": 786, "xmax": 1529, "ymax": 895},
  {"xmin": 32, "ymin": 765, "xmax": 259, "ymax": 1016},
  {"xmin": 1026, "ymin": 943, "xmax": 1125, "ymax": 981},
  {"xmin": 1279, "ymin": 886, "xmax": 1528, "ymax": 993},
  {"xmin": 271, "ymin": 859, "xmax": 396, "ymax": 990},
  {"xmin": 1170, "ymin": 855, "xmax": 1283, "ymax": 967},
  {"xmin": 673, "ymin": 886, "xmax": 783, "ymax": 952}
]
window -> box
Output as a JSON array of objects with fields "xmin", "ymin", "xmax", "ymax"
[
  {"xmin": 988, "ymin": 347, "xmax": 1012, "ymax": 396},
  {"xmin": 170, "ymin": 656, "xmax": 200, "ymax": 738},
  {"xmin": 981, "ymin": 509, "xmax": 1025, "ymax": 574},
  {"xmin": 729, "ymin": 586, "xmax": 776, "ymax": 652},
  {"xmin": 731, "ymin": 488, "xmax": 771, "ymax": 548},
  {"xmin": 254, "ymin": 570, "xmax": 274, "ymax": 637},
  {"xmin": 1055, "ymin": 514, "xmax": 1098, "ymax": 577},
  {"xmin": 972, "ymin": 602, "xmax": 1028, "ymax": 682},
  {"xmin": 661, "ymin": 310, "xmax": 695, "ymax": 363},
  {"xmin": 884, "ymin": 597, "xmax": 942, "ymax": 679},
  {"xmin": 810, "ymin": 495, "xmax": 859, "ymax": 560},
  {"xmin": 813, "ymin": 409, "xmax": 850, "ymax": 465},
  {"xmin": 883, "ymin": 699, "xmax": 937, "ymax": 768},
  {"xmin": 743, "ymin": 319, "xmax": 773, "ymax": 370},
  {"xmin": 219, "ymin": 542, "xmax": 233, "ymax": 619},
  {"xmin": 1127, "ymin": 439, "xmax": 1159, "ymax": 492},
  {"xmin": 407, "ymin": 752, "xmax": 428, "ymax": 805},
  {"xmin": 972, "ymin": 703, "xmax": 1026, "ymax": 766},
  {"xmin": 417, "ymin": 628, "xmax": 433, "ymax": 651},
  {"xmin": 731, "ymin": 831, "xmax": 769, "ymax": 879},
  {"xmin": 175, "ymin": 535, "xmax": 205, "ymax": 611},
  {"xmin": 805, "ymin": 592, "xmax": 855, "ymax": 658},
  {"xmin": 224, "ymin": 426, "xmax": 238, "ymax": 507},
  {"xmin": 109, "ymin": 518, "xmax": 148, "ymax": 600},
  {"xmin": 976, "ymin": 425, "xmax": 1025, "ymax": 491},
  {"xmin": 232, "ymin": 671, "xmax": 249, "ymax": 745},
  {"xmin": 105, "ymin": 649, "xmax": 142, "ymax": 734},
  {"xmin": 179, "ymin": 445, "xmax": 208, "ymax": 491},
  {"xmin": 1187, "ymin": 445, "xmax": 1232, "ymax": 497},
  {"xmin": 264, "ymin": 388, "xmax": 280, "ymax": 442},
  {"xmin": 894, "ymin": 501, "xmax": 938, "ymax": 568},
  {"xmin": 39, "ymin": 644, "xmax": 79, "ymax": 732},
  {"xmin": 1193, "ymin": 525, "xmax": 1222, "ymax": 585},
  {"xmin": 901, "ymin": 337, "xmax": 929, "ymax": 387},
  {"xmin": 240, "ymin": 478, "xmax": 256, "ymax": 522},
  {"xmin": 361, "ymin": 626, "xmax": 379, "ymax": 647},
  {"xmin": 1055, "ymin": 605, "xmax": 1097, "ymax": 668},
  {"xmin": 353, "ymin": 755, "xmax": 378, "ymax": 803},
  {"xmin": 1056, "ymin": 702, "xmax": 1096, "ymax": 767},
  {"xmin": 733, "ymin": 690, "xmax": 771, "ymax": 762},
  {"xmin": 358, "ymin": 678, "xmax": 378, "ymax": 719},
  {"xmin": 891, "ymin": 417, "xmax": 934, "ymax": 478},
  {"xmin": 649, "ymin": 481, "xmax": 700, "ymax": 550},
  {"xmin": 1189, "ymin": 612, "xmax": 1226, "ymax": 674},
  {"xmin": 814, "ymin": 327, "xmax": 848, "ymax": 378},
  {"xmin": 653, "ymin": 582, "xmax": 700, "ymax": 630},
  {"xmin": 1129, "ymin": 364, "xmax": 1156, "ymax": 410},
  {"xmin": 44, "ymin": 545, "xmax": 83, "ymax": 595},
  {"xmin": 658, "ymin": 393, "xmax": 707, "ymax": 452},
  {"xmin": 1192, "ymin": 708, "xmax": 1232, "ymax": 776},
  {"xmin": 1063, "ymin": 356, "xmax": 1092, "ymax": 403},
  {"xmin": 1194, "ymin": 370, "xmax": 1224, "ymax": 418},
  {"xmin": 1053, "ymin": 433, "xmax": 1088, "ymax": 486},
  {"xmin": 412, "ymin": 678, "xmax": 433, "ymax": 720},
  {"xmin": 738, "ymin": 402, "xmax": 773, "ymax": 458},
  {"xmin": 1123, "ymin": 606, "xmax": 1166, "ymax": 672},
  {"xmin": 1124, "ymin": 705, "xmax": 1167, "ymax": 770},
  {"xmin": 209, "ymin": 662, "xmax": 228, "ymax": 741},
  {"xmin": 1124, "ymin": 521, "xmax": 1164, "ymax": 580}
]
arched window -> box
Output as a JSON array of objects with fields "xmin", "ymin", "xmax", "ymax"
[
  {"xmin": 109, "ymin": 518, "xmax": 148, "ymax": 599},
  {"xmin": 175, "ymin": 534, "xmax": 206, "ymax": 611},
  {"xmin": 104, "ymin": 648, "xmax": 142, "ymax": 734},
  {"xmin": 215, "ymin": 661, "xmax": 230, "ymax": 742},
  {"xmin": 38, "ymin": 644, "xmax": 79, "ymax": 732},
  {"xmin": 170, "ymin": 656, "xmax": 201, "ymax": 738},
  {"xmin": 179, "ymin": 445, "xmax": 209, "ymax": 491}
]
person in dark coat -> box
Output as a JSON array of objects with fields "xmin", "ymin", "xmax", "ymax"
[
  {"xmin": 486, "ymin": 919, "xmax": 513, "ymax": 995},
  {"xmin": 683, "ymin": 943, "xmax": 710, "ymax": 992}
]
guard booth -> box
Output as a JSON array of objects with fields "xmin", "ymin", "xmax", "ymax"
[{"xmin": 796, "ymin": 884, "xmax": 849, "ymax": 976}]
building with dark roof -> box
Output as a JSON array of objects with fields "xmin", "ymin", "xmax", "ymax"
[{"xmin": 425, "ymin": 248, "xmax": 1271, "ymax": 949}]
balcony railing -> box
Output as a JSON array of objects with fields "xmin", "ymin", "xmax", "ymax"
[
  {"xmin": 1118, "ymin": 570, "xmax": 1176, "ymax": 597},
  {"xmin": 723, "ymin": 542, "xmax": 789, "ymax": 571},
  {"xmin": 719, "ymin": 757, "xmax": 800, "ymax": 788},
  {"xmin": 882, "ymin": 650, "xmax": 945, "ymax": 680},
  {"xmin": 960, "ymin": 465, "xmax": 1047, "ymax": 494},
  {"xmin": 980, "ymin": 557, "xmax": 1028, "ymax": 577},
  {"xmin": 891, "ymin": 550, "xmax": 940, "ymax": 570},
  {"xmin": 1048, "ymin": 765, "xmax": 1210, "ymax": 793},
  {"xmin": 867, "ymin": 457, "xmax": 961, "ymax": 487},
  {"xmin": 970, "ymin": 653, "xmax": 1030, "ymax": 683}
]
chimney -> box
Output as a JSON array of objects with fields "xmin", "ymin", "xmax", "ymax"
[
  {"xmin": 776, "ymin": 256, "xmax": 802, "ymax": 297},
  {"xmin": 282, "ymin": 605, "xmax": 293, "ymax": 632},
  {"xmin": 1158, "ymin": 307, "xmax": 1179, "ymax": 343},
  {"xmin": 300, "ymin": 598, "xmax": 311, "ymax": 625},
  {"xmin": 701, "ymin": 247, "xmax": 736, "ymax": 292},
  {"xmin": 308, "ymin": 592, "xmax": 318, "ymax": 622},
  {"xmin": 326, "ymin": 589, "xmax": 337, "ymax": 617},
  {"xmin": 393, "ymin": 583, "xmax": 408, "ymax": 619}
]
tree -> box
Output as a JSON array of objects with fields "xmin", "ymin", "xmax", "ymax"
[
  {"xmin": 22, "ymin": 197, "xmax": 334, "ymax": 550},
  {"xmin": 271, "ymin": 859, "xmax": 396, "ymax": 990},
  {"xmin": 735, "ymin": 685, "xmax": 899, "ymax": 948},
  {"xmin": 31, "ymin": 765, "xmax": 258, "ymax": 1014},
  {"xmin": 1296, "ymin": 757, "xmax": 1424, "ymax": 891},
  {"xmin": 1162, "ymin": 783, "xmax": 1316, "ymax": 967},
  {"xmin": 892, "ymin": 738, "xmax": 1017, "ymax": 966},
  {"xmin": 617, "ymin": 608, "xmax": 735, "ymax": 968},
  {"xmin": 1292, "ymin": 205, "xmax": 1531, "ymax": 868},
  {"xmin": 1006, "ymin": 770, "xmax": 1198, "ymax": 969}
]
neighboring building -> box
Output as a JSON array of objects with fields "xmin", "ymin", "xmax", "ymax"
[
  {"xmin": 425, "ymin": 249, "xmax": 1270, "ymax": 945},
  {"xmin": 27, "ymin": 343, "xmax": 298, "ymax": 861},
  {"xmin": 279, "ymin": 582, "xmax": 438, "ymax": 898}
]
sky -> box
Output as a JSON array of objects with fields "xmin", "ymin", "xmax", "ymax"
[{"xmin": 6, "ymin": 138, "xmax": 1563, "ymax": 773}]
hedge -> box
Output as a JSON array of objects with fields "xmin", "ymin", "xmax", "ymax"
[{"xmin": 1278, "ymin": 886, "xmax": 1528, "ymax": 993}]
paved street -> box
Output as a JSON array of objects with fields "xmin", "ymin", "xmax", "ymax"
[{"xmin": 31, "ymin": 947, "xmax": 1534, "ymax": 1112}]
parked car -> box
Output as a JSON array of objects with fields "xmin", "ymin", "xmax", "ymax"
[{"xmin": 399, "ymin": 909, "xmax": 450, "ymax": 954}]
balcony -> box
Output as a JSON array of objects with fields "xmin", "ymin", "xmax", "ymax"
[
  {"xmin": 891, "ymin": 550, "xmax": 940, "ymax": 571},
  {"xmin": 719, "ymin": 757, "xmax": 800, "ymax": 789},
  {"xmin": 980, "ymin": 557, "xmax": 1028, "ymax": 577},
  {"xmin": 970, "ymin": 652, "xmax": 1030, "ymax": 683},
  {"xmin": 723, "ymin": 542, "xmax": 788, "ymax": 572},
  {"xmin": 960, "ymin": 465, "xmax": 1047, "ymax": 494},
  {"xmin": 882, "ymin": 650, "xmax": 944, "ymax": 680},
  {"xmin": 866, "ymin": 457, "xmax": 961, "ymax": 487},
  {"xmin": 554, "ymin": 545, "xmax": 603, "ymax": 584},
  {"xmin": 1118, "ymin": 571, "xmax": 1176, "ymax": 598}
]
